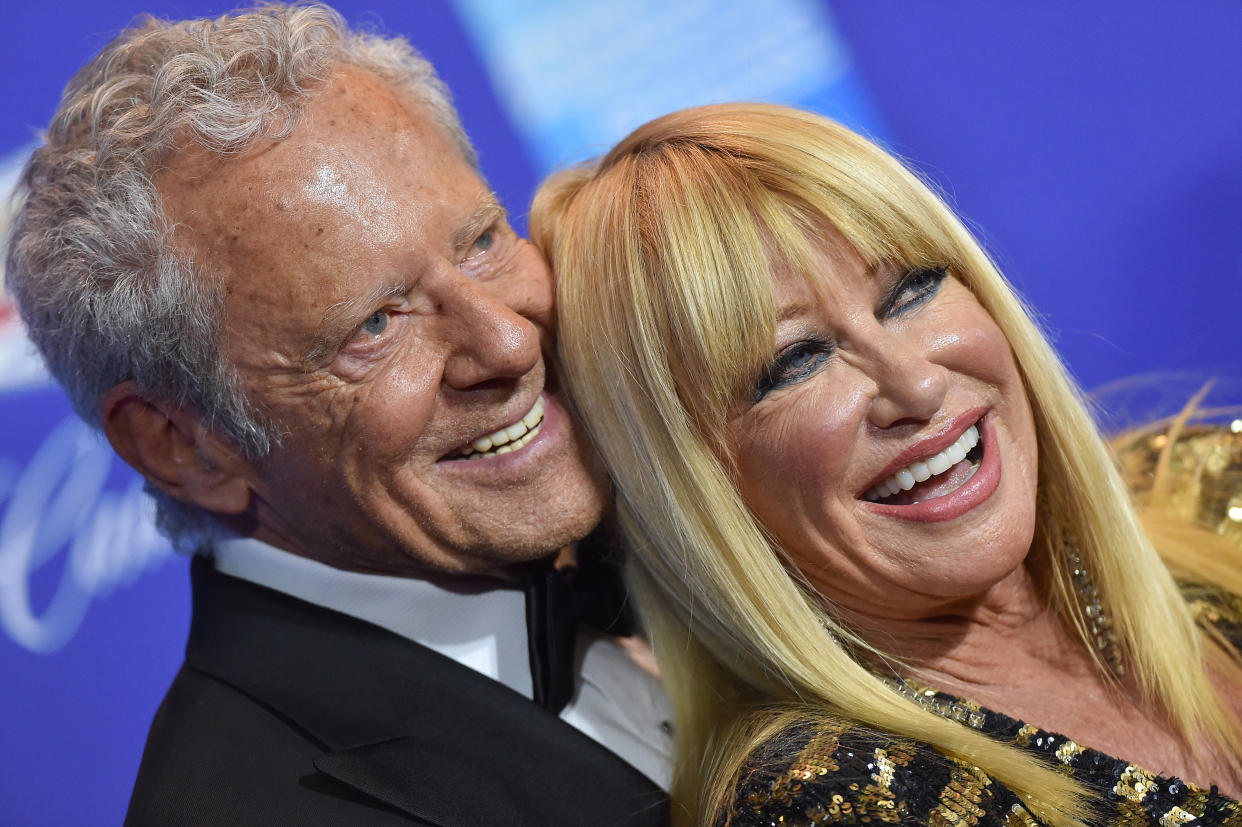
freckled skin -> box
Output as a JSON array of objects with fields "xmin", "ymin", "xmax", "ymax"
[
  {"xmin": 731, "ymin": 229, "xmax": 1040, "ymax": 622},
  {"xmin": 158, "ymin": 65, "xmax": 606, "ymax": 575}
]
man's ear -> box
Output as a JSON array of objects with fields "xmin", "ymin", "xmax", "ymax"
[{"xmin": 100, "ymin": 383, "xmax": 253, "ymax": 515}]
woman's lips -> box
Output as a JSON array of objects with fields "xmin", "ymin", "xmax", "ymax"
[
  {"xmin": 863, "ymin": 422, "xmax": 980, "ymax": 503},
  {"xmin": 860, "ymin": 413, "xmax": 1001, "ymax": 523},
  {"xmin": 861, "ymin": 407, "xmax": 986, "ymax": 492}
]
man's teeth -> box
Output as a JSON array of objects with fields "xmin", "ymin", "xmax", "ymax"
[
  {"xmin": 454, "ymin": 396, "xmax": 544, "ymax": 459},
  {"xmin": 865, "ymin": 424, "xmax": 979, "ymax": 502}
]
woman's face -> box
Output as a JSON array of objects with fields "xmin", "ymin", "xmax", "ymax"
[{"xmin": 730, "ymin": 229, "xmax": 1039, "ymax": 622}]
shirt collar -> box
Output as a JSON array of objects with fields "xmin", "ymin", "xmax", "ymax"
[{"xmin": 210, "ymin": 536, "xmax": 534, "ymax": 699}]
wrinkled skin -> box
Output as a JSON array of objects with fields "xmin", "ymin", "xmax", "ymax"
[{"xmin": 158, "ymin": 65, "xmax": 607, "ymax": 575}]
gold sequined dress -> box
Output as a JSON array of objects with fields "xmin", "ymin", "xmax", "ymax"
[
  {"xmin": 725, "ymin": 425, "xmax": 1242, "ymax": 826},
  {"xmin": 725, "ymin": 678, "xmax": 1241, "ymax": 826}
]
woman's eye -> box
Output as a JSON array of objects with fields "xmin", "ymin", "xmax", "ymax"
[
  {"xmin": 361, "ymin": 310, "xmax": 389, "ymax": 336},
  {"xmin": 753, "ymin": 340, "xmax": 834, "ymax": 402},
  {"xmin": 886, "ymin": 266, "xmax": 947, "ymax": 317}
]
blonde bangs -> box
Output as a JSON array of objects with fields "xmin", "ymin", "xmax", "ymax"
[{"xmin": 534, "ymin": 102, "xmax": 1239, "ymax": 825}]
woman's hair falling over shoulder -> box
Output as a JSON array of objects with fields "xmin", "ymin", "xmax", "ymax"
[{"xmin": 531, "ymin": 103, "xmax": 1242, "ymax": 826}]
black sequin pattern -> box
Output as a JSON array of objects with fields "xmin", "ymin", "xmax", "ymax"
[
  {"xmin": 725, "ymin": 720, "xmax": 1037, "ymax": 825},
  {"xmin": 724, "ymin": 697, "xmax": 1241, "ymax": 826},
  {"xmin": 724, "ymin": 595, "xmax": 1242, "ymax": 827}
]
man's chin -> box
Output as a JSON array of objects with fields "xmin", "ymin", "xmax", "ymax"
[{"xmin": 471, "ymin": 490, "xmax": 609, "ymax": 567}]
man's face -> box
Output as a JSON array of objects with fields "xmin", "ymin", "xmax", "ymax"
[{"xmin": 159, "ymin": 65, "xmax": 607, "ymax": 575}]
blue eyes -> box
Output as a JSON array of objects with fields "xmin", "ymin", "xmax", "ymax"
[
  {"xmin": 471, "ymin": 230, "xmax": 495, "ymax": 255},
  {"xmin": 347, "ymin": 227, "xmax": 504, "ymax": 352},
  {"xmin": 361, "ymin": 311, "xmax": 389, "ymax": 336},
  {"xmin": 752, "ymin": 266, "xmax": 947, "ymax": 402}
]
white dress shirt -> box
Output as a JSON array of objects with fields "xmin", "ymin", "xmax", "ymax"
[{"xmin": 212, "ymin": 536, "xmax": 672, "ymax": 789}]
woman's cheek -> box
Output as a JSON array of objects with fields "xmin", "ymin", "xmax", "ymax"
[{"xmin": 735, "ymin": 378, "xmax": 862, "ymax": 516}]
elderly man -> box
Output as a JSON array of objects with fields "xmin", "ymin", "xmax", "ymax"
[{"xmin": 6, "ymin": 4, "xmax": 669, "ymax": 825}]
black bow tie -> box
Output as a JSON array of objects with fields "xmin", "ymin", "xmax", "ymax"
[{"xmin": 523, "ymin": 531, "xmax": 634, "ymax": 715}]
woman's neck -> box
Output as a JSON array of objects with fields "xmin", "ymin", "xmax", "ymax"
[
  {"xmin": 843, "ymin": 564, "xmax": 1242, "ymax": 796},
  {"xmin": 849, "ymin": 563, "xmax": 1084, "ymax": 687}
]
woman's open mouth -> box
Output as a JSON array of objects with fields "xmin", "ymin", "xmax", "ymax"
[
  {"xmin": 863, "ymin": 423, "xmax": 983, "ymax": 505},
  {"xmin": 859, "ymin": 412, "xmax": 1002, "ymax": 523}
]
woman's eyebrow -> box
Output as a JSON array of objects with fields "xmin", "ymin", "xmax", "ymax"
[{"xmin": 777, "ymin": 298, "xmax": 814, "ymax": 323}]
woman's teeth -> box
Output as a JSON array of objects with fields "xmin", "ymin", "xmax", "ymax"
[
  {"xmin": 864, "ymin": 424, "xmax": 980, "ymax": 502},
  {"xmin": 453, "ymin": 396, "xmax": 544, "ymax": 459}
]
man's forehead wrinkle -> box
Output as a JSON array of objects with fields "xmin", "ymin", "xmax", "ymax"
[{"xmin": 159, "ymin": 63, "xmax": 502, "ymax": 381}]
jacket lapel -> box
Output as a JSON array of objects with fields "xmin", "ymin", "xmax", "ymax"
[
  {"xmin": 315, "ymin": 728, "xmax": 668, "ymax": 826},
  {"xmin": 185, "ymin": 558, "xmax": 667, "ymax": 825}
]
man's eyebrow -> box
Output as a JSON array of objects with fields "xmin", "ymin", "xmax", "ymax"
[
  {"xmin": 303, "ymin": 281, "xmax": 409, "ymax": 365},
  {"xmin": 450, "ymin": 194, "xmax": 507, "ymax": 254}
]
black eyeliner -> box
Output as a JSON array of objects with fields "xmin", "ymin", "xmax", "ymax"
[
  {"xmin": 753, "ymin": 337, "xmax": 834, "ymax": 402},
  {"xmin": 878, "ymin": 266, "xmax": 947, "ymax": 318}
]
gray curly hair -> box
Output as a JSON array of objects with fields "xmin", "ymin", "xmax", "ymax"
[{"xmin": 4, "ymin": 2, "xmax": 475, "ymax": 546}]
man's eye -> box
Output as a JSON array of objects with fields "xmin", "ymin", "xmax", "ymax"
[
  {"xmin": 467, "ymin": 230, "xmax": 495, "ymax": 258},
  {"xmin": 885, "ymin": 266, "xmax": 947, "ymax": 317},
  {"xmin": 361, "ymin": 311, "xmax": 389, "ymax": 336},
  {"xmin": 753, "ymin": 339, "xmax": 834, "ymax": 402}
]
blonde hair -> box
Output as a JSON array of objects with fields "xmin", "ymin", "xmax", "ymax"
[{"xmin": 531, "ymin": 103, "xmax": 1242, "ymax": 825}]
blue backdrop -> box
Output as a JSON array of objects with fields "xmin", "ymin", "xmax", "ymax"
[{"xmin": 2, "ymin": 2, "xmax": 1239, "ymax": 823}]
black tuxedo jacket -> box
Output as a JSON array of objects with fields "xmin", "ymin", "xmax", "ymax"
[{"xmin": 126, "ymin": 557, "xmax": 669, "ymax": 826}]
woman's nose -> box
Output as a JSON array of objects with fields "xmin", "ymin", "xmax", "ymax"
[{"xmin": 863, "ymin": 334, "xmax": 949, "ymax": 429}]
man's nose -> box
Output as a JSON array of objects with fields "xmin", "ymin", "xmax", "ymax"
[
  {"xmin": 441, "ymin": 276, "xmax": 543, "ymax": 389},
  {"xmin": 863, "ymin": 331, "xmax": 949, "ymax": 429}
]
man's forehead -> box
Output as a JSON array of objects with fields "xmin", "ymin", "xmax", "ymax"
[
  {"xmin": 154, "ymin": 64, "xmax": 490, "ymax": 352},
  {"xmin": 162, "ymin": 71, "xmax": 462, "ymax": 205},
  {"xmin": 161, "ymin": 68, "xmax": 481, "ymax": 252}
]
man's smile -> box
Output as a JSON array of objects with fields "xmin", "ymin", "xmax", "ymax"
[{"xmin": 448, "ymin": 395, "xmax": 545, "ymax": 460}]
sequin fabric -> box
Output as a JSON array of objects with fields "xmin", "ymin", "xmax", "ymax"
[
  {"xmin": 1118, "ymin": 422, "xmax": 1242, "ymax": 651},
  {"xmin": 725, "ymin": 683, "xmax": 1241, "ymax": 826},
  {"xmin": 725, "ymin": 717, "xmax": 1033, "ymax": 826},
  {"xmin": 1115, "ymin": 422, "xmax": 1242, "ymax": 548}
]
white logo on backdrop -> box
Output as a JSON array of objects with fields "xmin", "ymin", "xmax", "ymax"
[
  {"xmin": 0, "ymin": 416, "xmax": 171, "ymax": 653},
  {"xmin": 452, "ymin": 0, "xmax": 859, "ymax": 174},
  {"xmin": 1, "ymin": 145, "xmax": 171, "ymax": 654}
]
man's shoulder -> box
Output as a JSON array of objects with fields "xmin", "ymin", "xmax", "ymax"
[
  {"xmin": 127, "ymin": 561, "xmax": 668, "ymax": 826},
  {"xmin": 125, "ymin": 663, "xmax": 412, "ymax": 826},
  {"xmin": 123, "ymin": 564, "xmax": 444, "ymax": 825}
]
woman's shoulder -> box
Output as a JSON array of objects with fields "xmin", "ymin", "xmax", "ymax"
[{"xmin": 721, "ymin": 717, "xmax": 1039, "ymax": 826}]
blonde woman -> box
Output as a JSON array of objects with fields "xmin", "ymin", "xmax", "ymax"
[{"xmin": 532, "ymin": 103, "xmax": 1242, "ymax": 825}]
